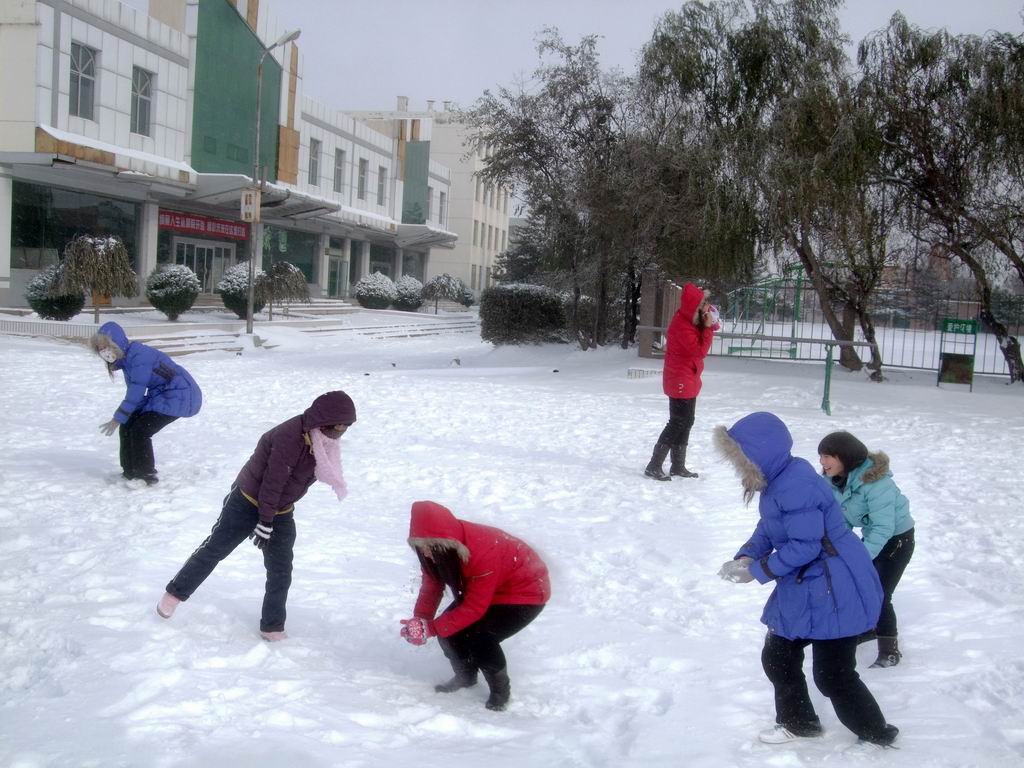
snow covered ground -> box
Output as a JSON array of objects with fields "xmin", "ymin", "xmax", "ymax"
[{"xmin": 0, "ymin": 326, "xmax": 1022, "ymax": 768}]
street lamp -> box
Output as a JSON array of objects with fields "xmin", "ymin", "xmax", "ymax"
[{"xmin": 246, "ymin": 27, "xmax": 301, "ymax": 335}]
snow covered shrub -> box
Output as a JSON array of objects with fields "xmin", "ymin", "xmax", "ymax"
[
  {"xmin": 217, "ymin": 261, "xmax": 267, "ymax": 319},
  {"xmin": 393, "ymin": 275, "xmax": 424, "ymax": 311},
  {"xmin": 146, "ymin": 264, "xmax": 200, "ymax": 321},
  {"xmin": 480, "ymin": 283, "xmax": 565, "ymax": 344},
  {"xmin": 354, "ymin": 271, "xmax": 397, "ymax": 309},
  {"xmin": 459, "ymin": 285, "xmax": 475, "ymax": 307},
  {"xmin": 421, "ymin": 273, "xmax": 463, "ymax": 314},
  {"xmin": 25, "ymin": 264, "xmax": 85, "ymax": 321}
]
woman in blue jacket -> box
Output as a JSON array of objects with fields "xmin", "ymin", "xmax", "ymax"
[
  {"xmin": 715, "ymin": 412, "xmax": 898, "ymax": 748},
  {"xmin": 90, "ymin": 321, "xmax": 202, "ymax": 484},
  {"xmin": 818, "ymin": 431, "xmax": 915, "ymax": 668}
]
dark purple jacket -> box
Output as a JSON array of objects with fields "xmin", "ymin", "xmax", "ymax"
[{"xmin": 235, "ymin": 391, "xmax": 356, "ymax": 524}]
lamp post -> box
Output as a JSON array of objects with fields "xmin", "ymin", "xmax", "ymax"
[{"xmin": 246, "ymin": 27, "xmax": 301, "ymax": 335}]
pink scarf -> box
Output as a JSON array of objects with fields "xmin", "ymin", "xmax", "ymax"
[{"xmin": 310, "ymin": 427, "xmax": 347, "ymax": 501}]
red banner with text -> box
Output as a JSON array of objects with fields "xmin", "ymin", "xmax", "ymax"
[{"xmin": 158, "ymin": 210, "xmax": 249, "ymax": 241}]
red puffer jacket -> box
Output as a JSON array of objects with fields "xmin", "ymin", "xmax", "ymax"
[
  {"xmin": 408, "ymin": 501, "xmax": 551, "ymax": 638},
  {"xmin": 662, "ymin": 282, "xmax": 714, "ymax": 399}
]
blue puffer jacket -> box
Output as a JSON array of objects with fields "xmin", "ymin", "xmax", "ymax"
[
  {"xmin": 717, "ymin": 412, "xmax": 882, "ymax": 640},
  {"xmin": 832, "ymin": 453, "xmax": 914, "ymax": 559},
  {"xmin": 99, "ymin": 322, "xmax": 202, "ymax": 423}
]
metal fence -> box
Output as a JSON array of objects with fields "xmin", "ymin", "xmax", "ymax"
[{"xmin": 638, "ymin": 268, "xmax": 1024, "ymax": 377}]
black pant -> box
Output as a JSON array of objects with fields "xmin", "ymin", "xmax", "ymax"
[
  {"xmin": 656, "ymin": 397, "xmax": 697, "ymax": 447},
  {"xmin": 762, "ymin": 632, "xmax": 895, "ymax": 744},
  {"xmin": 119, "ymin": 411, "xmax": 177, "ymax": 478},
  {"xmin": 166, "ymin": 487, "xmax": 297, "ymax": 632},
  {"xmin": 874, "ymin": 528, "xmax": 915, "ymax": 637},
  {"xmin": 439, "ymin": 603, "xmax": 544, "ymax": 676}
]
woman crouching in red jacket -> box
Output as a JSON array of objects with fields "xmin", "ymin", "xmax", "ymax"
[{"xmin": 399, "ymin": 501, "xmax": 550, "ymax": 711}]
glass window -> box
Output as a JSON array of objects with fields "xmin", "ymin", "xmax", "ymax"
[
  {"xmin": 70, "ymin": 42, "xmax": 97, "ymax": 121},
  {"xmin": 11, "ymin": 180, "xmax": 140, "ymax": 269},
  {"xmin": 402, "ymin": 251, "xmax": 424, "ymax": 282},
  {"xmin": 357, "ymin": 158, "xmax": 368, "ymax": 200},
  {"xmin": 369, "ymin": 243, "xmax": 394, "ymax": 277},
  {"xmin": 473, "ymin": 220, "xmax": 478, "ymax": 246},
  {"xmin": 334, "ymin": 149, "xmax": 345, "ymax": 193},
  {"xmin": 503, "ymin": 191, "xmax": 509, "ymax": 214},
  {"xmin": 377, "ymin": 165, "xmax": 387, "ymax": 206},
  {"xmin": 501, "ymin": 230, "xmax": 507, "ymax": 251},
  {"xmin": 262, "ymin": 225, "xmax": 317, "ymax": 282},
  {"xmin": 475, "ymin": 178, "xmax": 481, "ymax": 202},
  {"xmin": 309, "ymin": 138, "xmax": 321, "ymax": 186},
  {"xmin": 471, "ymin": 264, "xmax": 477, "ymax": 290},
  {"xmin": 488, "ymin": 225, "xmax": 494, "ymax": 250},
  {"xmin": 130, "ymin": 67, "xmax": 153, "ymax": 136},
  {"xmin": 130, "ymin": 67, "xmax": 151, "ymax": 136},
  {"xmin": 439, "ymin": 191, "xmax": 447, "ymax": 228},
  {"xmin": 426, "ymin": 186, "xmax": 433, "ymax": 221}
]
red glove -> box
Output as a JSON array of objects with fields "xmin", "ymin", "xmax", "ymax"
[{"xmin": 400, "ymin": 617, "xmax": 434, "ymax": 646}]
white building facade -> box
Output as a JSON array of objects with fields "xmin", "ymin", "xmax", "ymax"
[
  {"xmin": 348, "ymin": 101, "xmax": 512, "ymax": 297},
  {"xmin": 0, "ymin": 0, "xmax": 456, "ymax": 308}
]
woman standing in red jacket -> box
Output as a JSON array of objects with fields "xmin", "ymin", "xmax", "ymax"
[
  {"xmin": 645, "ymin": 282, "xmax": 719, "ymax": 481},
  {"xmin": 399, "ymin": 501, "xmax": 550, "ymax": 711}
]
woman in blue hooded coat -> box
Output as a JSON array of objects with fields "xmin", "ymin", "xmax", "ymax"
[
  {"xmin": 90, "ymin": 321, "xmax": 202, "ymax": 484},
  {"xmin": 714, "ymin": 412, "xmax": 898, "ymax": 748}
]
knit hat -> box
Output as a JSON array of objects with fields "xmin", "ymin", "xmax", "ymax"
[{"xmin": 817, "ymin": 431, "xmax": 868, "ymax": 475}]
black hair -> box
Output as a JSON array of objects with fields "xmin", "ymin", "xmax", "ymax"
[
  {"xmin": 416, "ymin": 545, "xmax": 465, "ymax": 602},
  {"xmin": 817, "ymin": 431, "xmax": 869, "ymax": 476}
]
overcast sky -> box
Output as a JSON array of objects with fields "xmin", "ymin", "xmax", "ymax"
[
  {"xmin": 123, "ymin": 1, "xmax": 1022, "ymax": 113},
  {"xmin": 274, "ymin": 0, "xmax": 1022, "ymax": 113}
]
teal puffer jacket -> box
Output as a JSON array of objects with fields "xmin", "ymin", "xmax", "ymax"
[{"xmin": 832, "ymin": 452, "xmax": 914, "ymax": 559}]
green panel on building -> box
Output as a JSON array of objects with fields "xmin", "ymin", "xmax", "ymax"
[
  {"xmin": 402, "ymin": 141, "xmax": 430, "ymax": 224},
  {"xmin": 192, "ymin": 0, "xmax": 282, "ymax": 181}
]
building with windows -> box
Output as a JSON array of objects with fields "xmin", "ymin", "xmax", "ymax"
[
  {"xmin": 348, "ymin": 100, "xmax": 512, "ymax": 296},
  {"xmin": 0, "ymin": 0, "xmax": 456, "ymax": 308}
]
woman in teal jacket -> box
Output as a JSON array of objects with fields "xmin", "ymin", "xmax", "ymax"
[{"xmin": 818, "ymin": 431, "xmax": 915, "ymax": 668}]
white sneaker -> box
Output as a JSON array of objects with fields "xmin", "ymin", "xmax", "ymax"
[
  {"xmin": 758, "ymin": 724, "xmax": 821, "ymax": 744},
  {"xmin": 260, "ymin": 630, "xmax": 288, "ymax": 642},
  {"xmin": 156, "ymin": 592, "xmax": 180, "ymax": 619},
  {"xmin": 845, "ymin": 739, "xmax": 892, "ymax": 756}
]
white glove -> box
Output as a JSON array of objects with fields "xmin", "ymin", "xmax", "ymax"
[
  {"xmin": 99, "ymin": 419, "xmax": 118, "ymax": 436},
  {"xmin": 718, "ymin": 557, "xmax": 754, "ymax": 583}
]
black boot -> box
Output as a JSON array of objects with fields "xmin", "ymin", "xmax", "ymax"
[
  {"xmin": 435, "ymin": 672, "xmax": 478, "ymax": 693},
  {"xmin": 669, "ymin": 445, "xmax": 699, "ymax": 478},
  {"xmin": 870, "ymin": 636, "xmax": 901, "ymax": 668},
  {"xmin": 435, "ymin": 636, "xmax": 478, "ymax": 692},
  {"xmin": 644, "ymin": 443, "xmax": 672, "ymax": 481},
  {"xmin": 483, "ymin": 668, "xmax": 511, "ymax": 711}
]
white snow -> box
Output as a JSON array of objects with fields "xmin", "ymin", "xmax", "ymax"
[{"xmin": 0, "ymin": 330, "xmax": 1022, "ymax": 767}]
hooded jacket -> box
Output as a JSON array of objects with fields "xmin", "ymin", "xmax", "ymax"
[
  {"xmin": 235, "ymin": 391, "xmax": 356, "ymax": 524},
  {"xmin": 832, "ymin": 452, "xmax": 914, "ymax": 560},
  {"xmin": 95, "ymin": 321, "xmax": 202, "ymax": 422},
  {"xmin": 662, "ymin": 283, "xmax": 714, "ymax": 399},
  {"xmin": 407, "ymin": 501, "xmax": 550, "ymax": 638},
  {"xmin": 714, "ymin": 412, "xmax": 882, "ymax": 640}
]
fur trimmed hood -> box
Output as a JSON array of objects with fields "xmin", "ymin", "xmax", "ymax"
[
  {"xmin": 407, "ymin": 500, "xmax": 471, "ymax": 563},
  {"xmin": 90, "ymin": 321, "xmax": 128, "ymax": 361},
  {"xmin": 714, "ymin": 412, "xmax": 794, "ymax": 502},
  {"xmin": 860, "ymin": 451, "xmax": 891, "ymax": 485},
  {"xmin": 680, "ymin": 283, "xmax": 710, "ymax": 325}
]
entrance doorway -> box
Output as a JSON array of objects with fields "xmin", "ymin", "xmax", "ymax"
[
  {"xmin": 327, "ymin": 256, "xmax": 347, "ymax": 298},
  {"xmin": 173, "ymin": 238, "xmax": 236, "ymax": 293}
]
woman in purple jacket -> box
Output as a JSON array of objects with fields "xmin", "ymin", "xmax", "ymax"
[
  {"xmin": 714, "ymin": 412, "xmax": 899, "ymax": 749},
  {"xmin": 156, "ymin": 391, "xmax": 356, "ymax": 640},
  {"xmin": 91, "ymin": 321, "xmax": 202, "ymax": 484}
]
